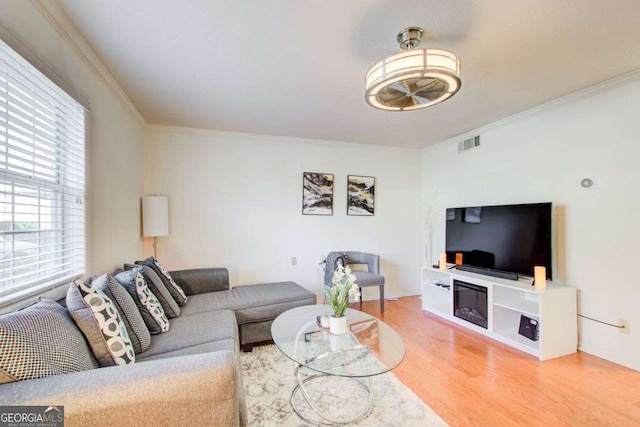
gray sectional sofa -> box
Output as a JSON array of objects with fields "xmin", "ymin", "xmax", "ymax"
[{"xmin": 0, "ymin": 267, "xmax": 316, "ymax": 426}]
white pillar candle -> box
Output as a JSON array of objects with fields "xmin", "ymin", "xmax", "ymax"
[
  {"xmin": 534, "ymin": 266, "xmax": 547, "ymax": 290},
  {"xmin": 439, "ymin": 253, "xmax": 447, "ymax": 270}
]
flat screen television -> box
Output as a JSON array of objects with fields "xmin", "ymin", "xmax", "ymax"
[{"xmin": 445, "ymin": 202, "xmax": 552, "ymax": 279}]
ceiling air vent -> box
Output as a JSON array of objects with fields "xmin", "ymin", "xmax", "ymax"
[{"xmin": 458, "ymin": 136, "xmax": 480, "ymax": 153}]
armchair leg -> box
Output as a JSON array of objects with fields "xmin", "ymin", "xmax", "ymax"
[
  {"xmin": 359, "ymin": 287, "xmax": 363, "ymax": 311},
  {"xmin": 380, "ymin": 286, "xmax": 384, "ymax": 313}
]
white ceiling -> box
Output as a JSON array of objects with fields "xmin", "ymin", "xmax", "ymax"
[{"xmin": 56, "ymin": 0, "xmax": 640, "ymax": 148}]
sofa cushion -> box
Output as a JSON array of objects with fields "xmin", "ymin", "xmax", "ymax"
[
  {"xmin": 137, "ymin": 339, "xmax": 237, "ymax": 362},
  {"xmin": 233, "ymin": 282, "xmax": 317, "ymax": 324},
  {"xmin": 180, "ymin": 290, "xmax": 235, "ymax": 316},
  {"xmin": 67, "ymin": 280, "xmax": 136, "ymax": 367},
  {"xmin": 136, "ymin": 257, "xmax": 188, "ymax": 306},
  {"xmin": 136, "ymin": 309, "xmax": 238, "ymax": 361},
  {"xmin": 0, "ymin": 298, "xmax": 98, "ymax": 383},
  {"xmin": 91, "ymin": 274, "xmax": 151, "ymax": 354},
  {"xmin": 115, "ymin": 269, "xmax": 170, "ymax": 335},
  {"xmin": 138, "ymin": 265, "xmax": 181, "ymax": 318},
  {"xmin": 181, "ymin": 282, "xmax": 316, "ymax": 324}
]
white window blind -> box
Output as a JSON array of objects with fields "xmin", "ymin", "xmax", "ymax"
[{"xmin": 0, "ymin": 40, "xmax": 85, "ymax": 306}]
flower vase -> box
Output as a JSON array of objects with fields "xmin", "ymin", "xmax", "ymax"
[{"xmin": 330, "ymin": 315, "xmax": 347, "ymax": 335}]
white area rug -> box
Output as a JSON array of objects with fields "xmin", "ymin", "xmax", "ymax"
[{"xmin": 240, "ymin": 345, "xmax": 448, "ymax": 426}]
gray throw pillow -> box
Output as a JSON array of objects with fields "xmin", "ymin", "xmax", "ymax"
[
  {"xmin": 0, "ymin": 298, "xmax": 98, "ymax": 383},
  {"xmin": 67, "ymin": 280, "xmax": 136, "ymax": 367},
  {"xmin": 136, "ymin": 257, "xmax": 188, "ymax": 306},
  {"xmin": 115, "ymin": 268, "xmax": 170, "ymax": 335},
  {"xmin": 91, "ymin": 273, "xmax": 151, "ymax": 354},
  {"xmin": 138, "ymin": 265, "xmax": 181, "ymax": 318}
]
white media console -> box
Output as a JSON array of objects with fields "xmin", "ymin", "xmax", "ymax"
[{"xmin": 422, "ymin": 266, "xmax": 577, "ymax": 360}]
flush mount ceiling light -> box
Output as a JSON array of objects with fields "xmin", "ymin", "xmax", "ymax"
[{"xmin": 365, "ymin": 27, "xmax": 461, "ymax": 111}]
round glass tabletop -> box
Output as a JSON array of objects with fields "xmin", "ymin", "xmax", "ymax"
[{"xmin": 271, "ymin": 305, "xmax": 405, "ymax": 378}]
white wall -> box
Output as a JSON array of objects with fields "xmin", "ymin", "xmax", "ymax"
[
  {"xmin": 143, "ymin": 127, "xmax": 422, "ymax": 301},
  {"xmin": 0, "ymin": 2, "xmax": 145, "ymax": 276},
  {"xmin": 421, "ymin": 75, "xmax": 640, "ymax": 371}
]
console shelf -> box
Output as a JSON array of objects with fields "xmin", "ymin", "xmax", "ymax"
[
  {"xmin": 422, "ymin": 267, "xmax": 577, "ymax": 361},
  {"xmin": 493, "ymin": 327, "xmax": 539, "ymax": 351},
  {"xmin": 493, "ymin": 301, "xmax": 539, "ymax": 318}
]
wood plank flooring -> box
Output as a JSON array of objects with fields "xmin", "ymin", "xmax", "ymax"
[{"xmin": 356, "ymin": 296, "xmax": 640, "ymax": 427}]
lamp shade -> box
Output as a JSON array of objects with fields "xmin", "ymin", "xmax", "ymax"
[{"xmin": 142, "ymin": 195, "xmax": 169, "ymax": 237}]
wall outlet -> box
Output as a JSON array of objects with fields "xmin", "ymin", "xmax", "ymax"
[
  {"xmin": 618, "ymin": 319, "xmax": 630, "ymax": 334},
  {"xmin": 290, "ymin": 256, "xmax": 297, "ymax": 266}
]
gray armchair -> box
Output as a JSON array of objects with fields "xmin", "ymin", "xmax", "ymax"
[{"xmin": 325, "ymin": 251, "xmax": 385, "ymax": 313}]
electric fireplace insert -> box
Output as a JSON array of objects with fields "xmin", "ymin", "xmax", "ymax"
[{"xmin": 453, "ymin": 280, "xmax": 488, "ymax": 329}]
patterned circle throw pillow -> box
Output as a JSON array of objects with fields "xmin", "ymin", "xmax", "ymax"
[
  {"xmin": 115, "ymin": 268, "xmax": 170, "ymax": 335},
  {"xmin": 136, "ymin": 257, "xmax": 188, "ymax": 306},
  {"xmin": 91, "ymin": 273, "xmax": 151, "ymax": 354},
  {"xmin": 67, "ymin": 280, "xmax": 136, "ymax": 367},
  {"xmin": 138, "ymin": 266, "xmax": 181, "ymax": 318}
]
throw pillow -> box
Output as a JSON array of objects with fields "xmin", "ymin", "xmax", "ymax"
[
  {"xmin": 0, "ymin": 298, "xmax": 98, "ymax": 383},
  {"xmin": 67, "ymin": 280, "xmax": 136, "ymax": 367},
  {"xmin": 135, "ymin": 257, "xmax": 188, "ymax": 306},
  {"xmin": 138, "ymin": 265, "xmax": 181, "ymax": 318},
  {"xmin": 114, "ymin": 268, "xmax": 170, "ymax": 335},
  {"xmin": 91, "ymin": 273, "xmax": 151, "ymax": 354},
  {"xmin": 348, "ymin": 263, "xmax": 369, "ymax": 272}
]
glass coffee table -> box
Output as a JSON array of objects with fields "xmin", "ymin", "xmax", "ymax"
[{"xmin": 271, "ymin": 305, "xmax": 405, "ymax": 425}]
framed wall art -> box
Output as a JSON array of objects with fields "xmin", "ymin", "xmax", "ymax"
[
  {"xmin": 302, "ymin": 172, "xmax": 334, "ymax": 215},
  {"xmin": 347, "ymin": 175, "xmax": 375, "ymax": 216},
  {"xmin": 464, "ymin": 207, "xmax": 482, "ymax": 223}
]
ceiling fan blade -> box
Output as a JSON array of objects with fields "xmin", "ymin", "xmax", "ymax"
[{"xmin": 379, "ymin": 88, "xmax": 411, "ymax": 104}]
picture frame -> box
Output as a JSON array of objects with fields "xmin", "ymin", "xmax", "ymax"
[
  {"xmin": 302, "ymin": 172, "xmax": 334, "ymax": 215},
  {"xmin": 464, "ymin": 207, "xmax": 482, "ymax": 223},
  {"xmin": 347, "ymin": 175, "xmax": 375, "ymax": 216},
  {"xmin": 446, "ymin": 208, "xmax": 456, "ymax": 221}
]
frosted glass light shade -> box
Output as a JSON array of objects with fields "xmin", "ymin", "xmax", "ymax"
[
  {"xmin": 142, "ymin": 195, "xmax": 169, "ymax": 237},
  {"xmin": 365, "ymin": 49, "xmax": 461, "ymax": 111}
]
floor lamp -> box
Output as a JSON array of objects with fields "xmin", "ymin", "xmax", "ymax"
[{"xmin": 142, "ymin": 195, "xmax": 169, "ymax": 259}]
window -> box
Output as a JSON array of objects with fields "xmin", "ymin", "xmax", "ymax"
[{"xmin": 0, "ymin": 40, "xmax": 85, "ymax": 305}]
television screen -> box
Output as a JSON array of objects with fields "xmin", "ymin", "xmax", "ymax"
[{"xmin": 445, "ymin": 203, "xmax": 552, "ymax": 279}]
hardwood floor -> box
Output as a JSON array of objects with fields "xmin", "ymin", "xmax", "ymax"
[{"xmin": 356, "ymin": 296, "xmax": 640, "ymax": 427}]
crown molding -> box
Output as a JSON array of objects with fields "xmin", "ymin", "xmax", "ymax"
[
  {"xmin": 0, "ymin": 22, "xmax": 89, "ymax": 110},
  {"xmin": 31, "ymin": 0, "xmax": 146, "ymax": 126},
  {"xmin": 146, "ymin": 124, "xmax": 421, "ymax": 152},
  {"xmin": 430, "ymin": 68, "xmax": 640, "ymax": 150}
]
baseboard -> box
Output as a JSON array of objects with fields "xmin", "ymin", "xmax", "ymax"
[{"xmin": 360, "ymin": 291, "xmax": 420, "ymax": 302}]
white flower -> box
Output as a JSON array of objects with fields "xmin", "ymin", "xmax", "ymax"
[
  {"xmin": 326, "ymin": 264, "xmax": 360, "ymax": 317},
  {"xmin": 348, "ymin": 283, "xmax": 361, "ymax": 302}
]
